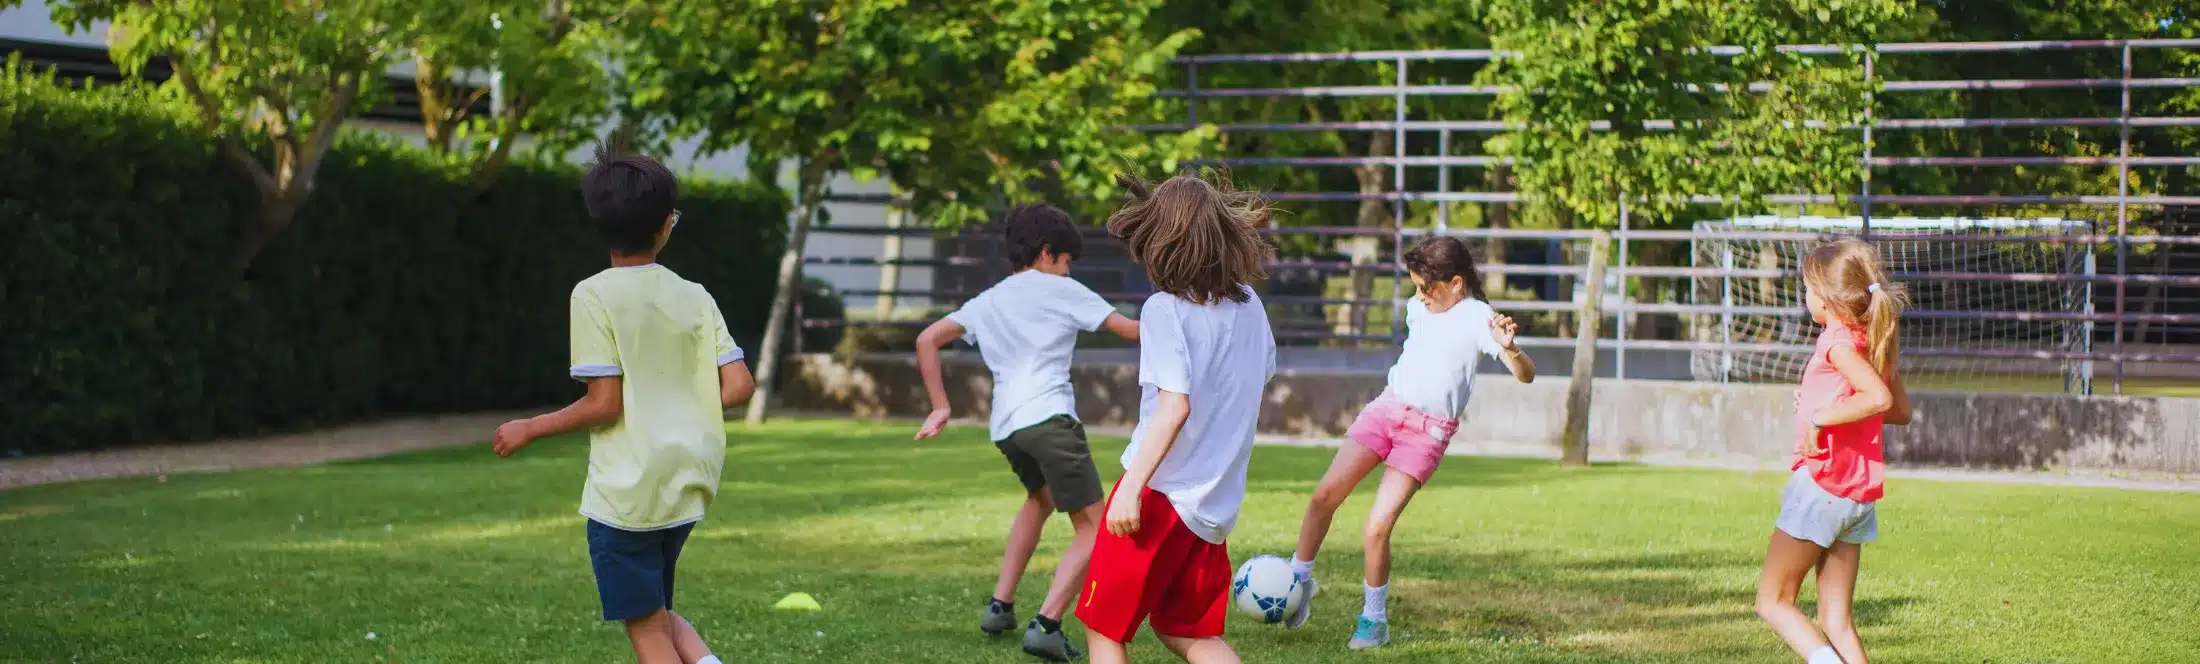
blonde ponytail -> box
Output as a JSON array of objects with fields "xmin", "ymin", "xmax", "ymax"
[{"xmin": 1864, "ymin": 282, "xmax": 1906, "ymax": 377}]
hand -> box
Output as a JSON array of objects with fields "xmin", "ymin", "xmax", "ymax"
[
  {"xmin": 1801, "ymin": 412, "xmax": 1829, "ymax": 457},
  {"xmin": 1105, "ymin": 490, "xmax": 1142, "ymax": 537},
  {"xmin": 1489, "ymin": 314, "xmax": 1520, "ymax": 351},
  {"xmin": 493, "ymin": 419, "xmax": 536, "ymax": 457},
  {"xmin": 914, "ymin": 408, "xmax": 951, "ymax": 440}
]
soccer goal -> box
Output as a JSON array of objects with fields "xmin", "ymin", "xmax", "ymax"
[{"xmin": 1689, "ymin": 216, "xmax": 2098, "ymax": 394}]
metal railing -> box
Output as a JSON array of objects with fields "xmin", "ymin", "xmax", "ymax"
[{"xmin": 800, "ymin": 39, "xmax": 2200, "ymax": 395}]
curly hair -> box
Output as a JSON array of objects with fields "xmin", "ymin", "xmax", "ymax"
[{"xmin": 1105, "ymin": 172, "xmax": 1275, "ymax": 304}]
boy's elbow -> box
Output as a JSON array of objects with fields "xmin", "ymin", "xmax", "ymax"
[{"xmin": 722, "ymin": 381, "xmax": 755, "ymax": 408}]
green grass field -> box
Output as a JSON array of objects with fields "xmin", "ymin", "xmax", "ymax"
[{"xmin": 4, "ymin": 421, "xmax": 2196, "ymax": 663}]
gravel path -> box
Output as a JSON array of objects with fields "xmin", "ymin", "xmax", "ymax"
[
  {"xmin": 0, "ymin": 411, "xmax": 529, "ymax": 491},
  {"xmin": 4, "ymin": 410, "xmax": 2191, "ymax": 493}
]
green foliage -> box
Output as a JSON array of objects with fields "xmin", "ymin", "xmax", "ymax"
[
  {"xmin": 618, "ymin": 0, "xmax": 1210, "ymax": 228},
  {"xmin": 1478, "ymin": 0, "xmax": 1909, "ymax": 227},
  {"xmin": 405, "ymin": 0, "xmax": 621, "ymax": 183},
  {"xmin": 0, "ymin": 63, "xmax": 789, "ymax": 454}
]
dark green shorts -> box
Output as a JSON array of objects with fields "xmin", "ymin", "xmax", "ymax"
[{"xmin": 997, "ymin": 415, "xmax": 1103, "ymax": 512}]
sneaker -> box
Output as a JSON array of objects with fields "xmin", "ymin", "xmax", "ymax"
[
  {"xmin": 1021, "ymin": 617, "xmax": 1083, "ymax": 661},
  {"xmin": 980, "ymin": 599, "xmax": 1017, "ymax": 636},
  {"xmin": 1348, "ymin": 616, "xmax": 1389, "ymax": 649},
  {"xmin": 1285, "ymin": 575, "xmax": 1318, "ymax": 629}
]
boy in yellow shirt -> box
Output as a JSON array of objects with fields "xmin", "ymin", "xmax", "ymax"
[{"xmin": 492, "ymin": 144, "xmax": 755, "ymax": 664}]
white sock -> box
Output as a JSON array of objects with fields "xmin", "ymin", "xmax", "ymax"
[
  {"xmin": 698, "ymin": 655, "xmax": 724, "ymax": 664},
  {"xmin": 1289, "ymin": 557, "xmax": 1314, "ymax": 581},
  {"xmin": 1805, "ymin": 645, "xmax": 1843, "ymax": 664},
  {"xmin": 1361, "ymin": 583, "xmax": 1388, "ymax": 622}
]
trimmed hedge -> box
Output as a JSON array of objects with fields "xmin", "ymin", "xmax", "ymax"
[{"xmin": 0, "ymin": 66, "xmax": 790, "ymax": 454}]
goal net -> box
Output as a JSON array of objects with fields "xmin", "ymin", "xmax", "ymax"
[{"xmin": 1689, "ymin": 216, "xmax": 2097, "ymax": 393}]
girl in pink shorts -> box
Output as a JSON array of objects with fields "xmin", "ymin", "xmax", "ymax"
[{"xmin": 1283, "ymin": 237, "xmax": 1536, "ymax": 649}]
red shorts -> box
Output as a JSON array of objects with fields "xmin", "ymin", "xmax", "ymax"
[{"xmin": 1074, "ymin": 483, "xmax": 1232, "ymax": 643}]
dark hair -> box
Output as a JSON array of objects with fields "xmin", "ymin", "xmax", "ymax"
[
  {"xmin": 1106, "ymin": 172, "xmax": 1274, "ymax": 304},
  {"xmin": 1003, "ymin": 204, "xmax": 1083, "ymax": 269},
  {"xmin": 581, "ymin": 138, "xmax": 678, "ymax": 254},
  {"xmin": 1402, "ymin": 236, "xmax": 1487, "ymax": 301}
]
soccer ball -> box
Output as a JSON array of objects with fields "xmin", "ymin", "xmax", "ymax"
[{"xmin": 1230, "ymin": 554, "xmax": 1302, "ymax": 624}]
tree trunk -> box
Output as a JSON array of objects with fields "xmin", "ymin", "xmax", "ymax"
[
  {"xmin": 746, "ymin": 160, "xmax": 829, "ymax": 425},
  {"xmin": 874, "ymin": 186, "xmax": 908, "ymax": 321},
  {"xmin": 1560, "ymin": 231, "xmax": 1612, "ymax": 466},
  {"xmin": 1337, "ymin": 131, "xmax": 1393, "ymax": 338}
]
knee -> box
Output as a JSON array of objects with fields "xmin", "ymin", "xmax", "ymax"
[
  {"xmin": 1753, "ymin": 596, "xmax": 1790, "ymax": 623},
  {"xmin": 1362, "ymin": 519, "xmax": 1394, "ymax": 545},
  {"xmin": 1309, "ymin": 482, "xmax": 1351, "ymax": 512}
]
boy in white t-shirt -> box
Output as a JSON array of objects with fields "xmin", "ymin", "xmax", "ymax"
[
  {"xmin": 1076, "ymin": 173, "xmax": 1277, "ymax": 664},
  {"xmin": 913, "ymin": 204, "xmax": 1140, "ymax": 661},
  {"xmin": 1285, "ymin": 236, "xmax": 1536, "ymax": 649}
]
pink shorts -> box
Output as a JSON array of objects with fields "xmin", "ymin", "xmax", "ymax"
[{"xmin": 1345, "ymin": 394, "xmax": 1459, "ymax": 484}]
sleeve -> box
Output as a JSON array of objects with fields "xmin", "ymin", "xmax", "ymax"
[
  {"xmin": 709, "ymin": 297, "xmax": 744, "ymax": 366},
  {"xmin": 1062, "ymin": 280, "xmax": 1118, "ymax": 332},
  {"xmin": 1137, "ymin": 295, "xmax": 1192, "ymax": 394},
  {"xmin": 568, "ymin": 290, "xmax": 621, "ymax": 381},
  {"xmin": 943, "ymin": 296, "xmax": 984, "ymax": 346},
  {"xmin": 1824, "ymin": 324, "xmax": 1865, "ymax": 361}
]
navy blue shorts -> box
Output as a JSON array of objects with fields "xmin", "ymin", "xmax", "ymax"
[{"xmin": 586, "ymin": 520, "xmax": 695, "ymax": 622}]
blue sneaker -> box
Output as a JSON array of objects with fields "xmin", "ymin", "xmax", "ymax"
[{"xmin": 1348, "ymin": 616, "xmax": 1389, "ymax": 649}]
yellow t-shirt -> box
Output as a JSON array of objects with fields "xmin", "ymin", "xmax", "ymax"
[{"xmin": 568, "ymin": 264, "xmax": 742, "ymax": 531}]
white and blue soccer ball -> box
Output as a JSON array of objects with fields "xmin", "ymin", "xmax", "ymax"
[{"xmin": 1230, "ymin": 554, "xmax": 1303, "ymax": 624}]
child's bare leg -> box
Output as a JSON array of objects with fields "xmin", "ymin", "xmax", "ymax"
[
  {"xmin": 1086, "ymin": 632, "xmax": 1130, "ymax": 664},
  {"xmin": 1037, "ymin": 501, "xmax": 1102, "ymax": 619},
  {"xmin": 623, "ymin": 610, "xmax": 683, "ymax": 664},
  {"xmin": 662, "ymin": 611, "xmax": 712, "ymax": 664},
  {"xmin": 1158, "ymin": 634, "xmax": 1241, "ymax": 664},
  {"xmin": 995, "ymin": 488, "xmax": 1056, "ymax": 602},
  {"xmin": 1292, "ymin": 442, "xmax": 1384, "ymax": 563},
  {"xmin": 1361, "ymin": 468, "xmax": 1424, "ymax": 589},
  {"xmin": 1815, "ymin": 542, "xmax": 1867, "ymax": 664},
  {"xmin": 1755, "ymin": 531, "xmax": 1832, "ymax": 658}
]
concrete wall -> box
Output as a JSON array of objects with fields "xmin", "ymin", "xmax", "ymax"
[{"xmin": 783, "ymin": 353, "xmax": 2200, "ymax": 476}]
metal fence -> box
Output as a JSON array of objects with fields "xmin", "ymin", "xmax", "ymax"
[{"xmin": 801, "ymin": 39, "xmax": 2200, "ymax": 396}]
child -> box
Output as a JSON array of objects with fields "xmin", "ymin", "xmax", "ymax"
[
  {"xmin": 911, "ymin": 203, "xmax": 1141, "ymax": 661},
  {"xmin": 1076, "ymin": 173, "xmax": 1277, "ymax": 664},
  {"xmin": 1283, "ymin": 235, "xmax": 1536, "ymax": 649},
  {"xmin": 491, "ymin": 143, "xmax": 754, "ymax": 664},
  {"xmin": 1756, "ymin": 238, "xmax": 1911, "ymax": 664}
]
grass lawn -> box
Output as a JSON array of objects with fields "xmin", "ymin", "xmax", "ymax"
[{"xmin": 3, "ymin": 420, "xmax": 2196, "ymax": 663}]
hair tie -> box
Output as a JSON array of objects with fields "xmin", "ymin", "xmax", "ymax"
[{"xmin": 1867, "ymin": 283, "xmax": 1882, "ymax": 295}]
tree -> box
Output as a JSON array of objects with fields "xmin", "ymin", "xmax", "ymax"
[
  {"xmin": 1150, "ymin": 0, "xmax": 1490, "ymax": 337},
  {"xmin": 45, "ymin": 0, "xmax": 413, "ymax": 272},
  {"xmin": 619, "ymin": 0, "xmax": 1207, "ymax": 424},
  {"xmin": 1476, "ymin": 0, "xmax": 1910, "ymax": 228},
  {"xmin": 405, "ymin": 0, "xmax": 617, "ymax": 191}
]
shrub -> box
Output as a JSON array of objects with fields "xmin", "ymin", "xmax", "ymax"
[{"xmin": 0, "ymin": 61, "xmax": 789, "ymax": 453}]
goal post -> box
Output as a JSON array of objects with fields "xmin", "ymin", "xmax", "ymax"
[{"xmin": 1689, "ymin": 215, "xmax": 2098, "ymax": 394}]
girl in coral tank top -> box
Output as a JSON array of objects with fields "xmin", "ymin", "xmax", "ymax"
[{"xmin": 1755, "ymin": 239, "xmax": 1912, "ymax": 664}]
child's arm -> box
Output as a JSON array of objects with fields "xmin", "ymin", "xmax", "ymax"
[
  {"xmin": 720, "ymin": 361, "xmax": 756, "ymax": 408},
  {"xmin": 495, "ymin": 377, "xmax": 622, "ymax": 456},
  {"xmin": 1101, "ymin": 312, "xmax": 1141, "ymax": 342},
  {"xmin": 912, "ymin": 317, "xmax": 967, "ymax": 440},
  {"xmin": 1488, "ymin": 314, "xmax": 1536, "ymax": 383},
  {"xmin": 1813, "ymin": 344, "xmax": 1897, "ymax": 428},
  {"xmin": 1107, "ymin": 390, "xmax": 1190, "ymax": 536}
]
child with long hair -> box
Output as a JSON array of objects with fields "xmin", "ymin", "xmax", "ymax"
[
  {"xmin": 1282, "ymin": 236, "xmax": 1535, "ymax": 649},
  {"xmin": 1756, "ymin": 238, "xmax": 1912, "ymax": 664},
  {"xmin": 1076, "ymin": 172, "xmax": 1277, "ymax": 664}
]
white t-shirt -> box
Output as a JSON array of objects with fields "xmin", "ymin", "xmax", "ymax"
[
  {"xmin": 947, "ymin": 270, "xmax": 1119, "ymax": 441},
  {"xmin": 1123, "ymin": 289, "xmax": 1277, "ymax": 544},
  {"xmin": 1386, "ymin": 298, "xmax": 1508, "ymax": 418}
]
